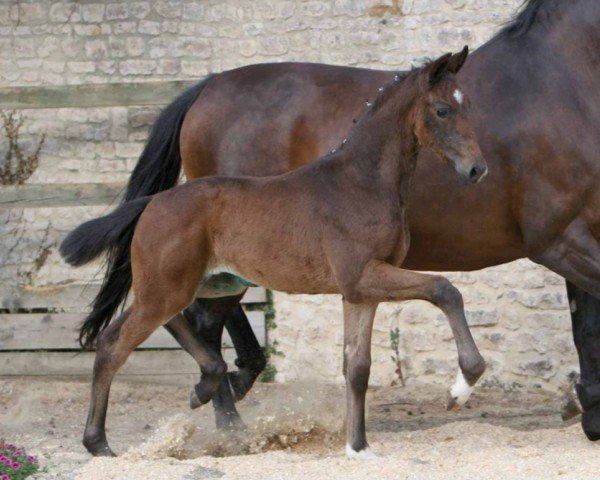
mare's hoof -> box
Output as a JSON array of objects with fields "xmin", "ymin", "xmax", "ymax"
[
  {"xmin": 560, "ymin": 374, "xmax": 582, "ymax": 421},
  {"xmin": 189, "ymin": 381, "xmax": 217, "ymax": 410},
  {"xmin": 561, "ymin": 389, "xmax": 583, "ymax": 421},
  {"xmin": 216, "ymin": 413, "xmax": 247, "ymax": 431},
  {"xmin": 190, "ymin": 389, "xmax": 202, "ymax": 410},
  {"xmin": 582, "ymin": 405, "xmax": 600, "ymax": 441},
  {"xmin": 228, "ymin": 371, "xmax": 252, "ymax": 402}
]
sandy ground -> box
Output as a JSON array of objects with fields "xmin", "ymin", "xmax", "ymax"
[{"xmin": 1, "ymin": 377, "xmax": 598, "ymax": 480}]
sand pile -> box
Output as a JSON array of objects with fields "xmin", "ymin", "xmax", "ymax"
[{"xmin": 123, "ymin": 413, "xmax": 196, "ymax": 461}]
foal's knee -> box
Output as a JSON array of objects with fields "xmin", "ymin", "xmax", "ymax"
[{"xmin": 432, "ymin": 277, "xmax": 464, "ymax": 310}]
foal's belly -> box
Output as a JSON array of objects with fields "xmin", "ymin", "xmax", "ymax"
[
  {"xmin": 196, "ymin": 272, "xmax": 255, "ymax": 298},
  {"xmin": 196, "ymin": 259, "xmax": 340, "ymax": 299}
]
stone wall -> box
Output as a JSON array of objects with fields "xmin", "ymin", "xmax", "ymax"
[{"xmin": 1, "ymin": 0, "xmax": 577, "ymax": 390}]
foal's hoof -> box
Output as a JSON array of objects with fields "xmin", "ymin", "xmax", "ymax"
[
  {"xmin": 83, "ymin": 437, "xmax": 116, "ymax": 457},
  {"xmin": 345, "ymin": 444, "xmax": 378, "ymax": 460},
  {"xmin": 582, "ymin": 405, "xmax": 600, "ymax": 441},
  {"xmin": 446, "ymin": 369, "xmax": 474, "ymax": 410},
  {"xmin": 445, "ymin": 391, "xmax": 460, "ymax": 411},
  {"xmin": 94, "ymin": 446, "xmax": 117, "ymax": 457}
]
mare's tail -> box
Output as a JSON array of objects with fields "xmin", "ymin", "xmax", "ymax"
[
  {"xmin": 123, "ymin": 75, "xmax": 214, "ymax": 201},
  {"xmin": 62, "ymin": 75, "xmax": 214, "ymax": 349}
]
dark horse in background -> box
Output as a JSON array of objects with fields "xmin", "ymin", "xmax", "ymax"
[{"xmin": 93, "ymin": 0, "xmax": 600, "ymax": 439}]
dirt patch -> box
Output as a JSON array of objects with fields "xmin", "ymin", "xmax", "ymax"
[
  {"xmin": 178, "ymin": 425, "xmax": 343, "ymax": 458},
  {"xmin": 1, "ymin": 377, "xmax": 598, "ymax": 480}
]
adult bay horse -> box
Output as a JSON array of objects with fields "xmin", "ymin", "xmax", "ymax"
[
  {"xmin": 92, "ymin": 0, "xmax": 600, "ymax": 439},
  {"xmin": 62, "ymin": 51, "xmax": 488, "ymax": 457}
]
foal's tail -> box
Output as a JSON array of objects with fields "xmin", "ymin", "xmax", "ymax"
[{"xmin": 59, "ymin": 197, "xmax": 152, "ymax": 349}]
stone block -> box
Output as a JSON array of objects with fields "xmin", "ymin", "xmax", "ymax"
[
  {"xmin": 82, "ymin": 4, "xmax": 105, "ymax": 23},
  {"xmin": 106, "ymin": 3, "xmax": 129, "ymax": 20},
  {"xmin": 119, "ymin": 59, "xmax": 157, "ymax": 75},
  {"xmin": 21, "ymin": 2, "xmax": 49, "ymax": 24}
]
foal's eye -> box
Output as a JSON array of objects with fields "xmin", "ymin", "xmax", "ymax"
[{"xmin": 436, "ymin": 106, "xmax": 451, "ymax": 119}]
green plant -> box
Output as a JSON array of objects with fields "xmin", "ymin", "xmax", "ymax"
[
  {"xmin": 389, "ymin": 327, "xmax": 405, "ymax": 387},
  {"xmin": 260, "ymin": 290, "xmax": 284, "ymax": 382},
  {"xmin": 0, "ymin": 439, "xmax": 40, "ymax": 479}
]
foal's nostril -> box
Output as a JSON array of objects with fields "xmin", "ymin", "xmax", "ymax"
[
  {"xmin": 469, "ymin": 166, "xmax": 481, "ymax": 182},
  {"xmin": 468, "ymin": 164, "xmax": 488, "ymax": 183}
]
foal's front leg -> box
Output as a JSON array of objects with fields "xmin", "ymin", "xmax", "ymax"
[
  {"xmin": 343, "ymin": 301, "xmax": 378, "ymax": 459},
  {"xmin": 338, "ymin": 261, "xmax": 485, "ymax": 459},
  {"xmin": 347, "ymin": 262, "xmax": 486, "ymax": 408}
]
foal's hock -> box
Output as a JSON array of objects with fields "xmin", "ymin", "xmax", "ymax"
[{"xmin": 61, "ymin": 47, "xmax": 487, "ymax": 458}]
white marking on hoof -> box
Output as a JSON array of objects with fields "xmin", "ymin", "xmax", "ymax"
[
  {"xmin": 450, "ymin": 368, "xmax": 474, "ymax": 406},
  {"xmin": 345, "ymin": 444, "xmax": 378, "ymax": 460},
  {"xmin": 453, "ymin": 89, "xmax": 464, "ymax": 105}
]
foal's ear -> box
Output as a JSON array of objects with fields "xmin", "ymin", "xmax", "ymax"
[
  {"xmin": 447, "ymin": 45, "xmax": 469, "ymax": 74},
  {"xmin": 428, "ymin": 52, "xmax": 452, "ymax": 85}
]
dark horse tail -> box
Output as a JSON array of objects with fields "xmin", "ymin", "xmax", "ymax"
[
  {"xmin": 123, "ymin": 75, "xmax": 214, "ymax": 202},
  {"xmin": 60, "ymin": 76, "xmax": 213, "ymax": 349},
  {"xmin": 60, "ymin": 197, "xmax": 152, "ymax": 349}
]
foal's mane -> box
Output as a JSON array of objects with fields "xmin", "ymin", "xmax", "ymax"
[
  {"xmin": 495, "ymin": 0, "xmax": 557, "ymax": 39},
  {"xmin": 365, "ymin": 70, "xmax": 410, "ymax": 116},
  {"xmin": 331, "ymin": 64, "xmax": 429, "ymax": 154}
]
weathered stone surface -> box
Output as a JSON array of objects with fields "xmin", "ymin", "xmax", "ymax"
[{"xmin": 82, "ymin": 4, "xmax": 105, "ymax": 23}]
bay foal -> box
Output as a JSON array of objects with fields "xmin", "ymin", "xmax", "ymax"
[{"xmin": 61, "ymin": 48, "xmax": 487, "ymax": 458}]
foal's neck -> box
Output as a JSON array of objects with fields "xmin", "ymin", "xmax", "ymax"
[{"xmin": 336, "ymin": 73, "xmax": 420, "ymax": 196}]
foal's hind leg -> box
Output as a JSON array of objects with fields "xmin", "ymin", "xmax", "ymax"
[{"xmin": 83, "ymin": 306, "xmax": 168, "ymax": 456}]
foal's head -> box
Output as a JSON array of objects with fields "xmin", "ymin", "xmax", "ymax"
[{"xmin": 413, "ymin": 47, "xmax": 487, "ymax": 184}]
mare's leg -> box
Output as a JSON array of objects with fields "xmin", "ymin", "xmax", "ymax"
[
  {"xmin": 184, "ymin": 295, "xmax": 265, "ymax": 404},
  {"xmin": 566, "ymin": 282, "xmax": 600, "ymax": 440},
  {"xmin": 163, "ymin": 313, "xmax": 232, "ymax": 424},
  {"xmin": 343, "ymin": 301, "xmax": 378, "ymax": 458},
  {"xmin": 531, "ymin": 219, "xmax": 600, "ymax": 439},
  {"xmin": 224, "ymin": 301, "xmax": 267, "ymax": 401}
]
